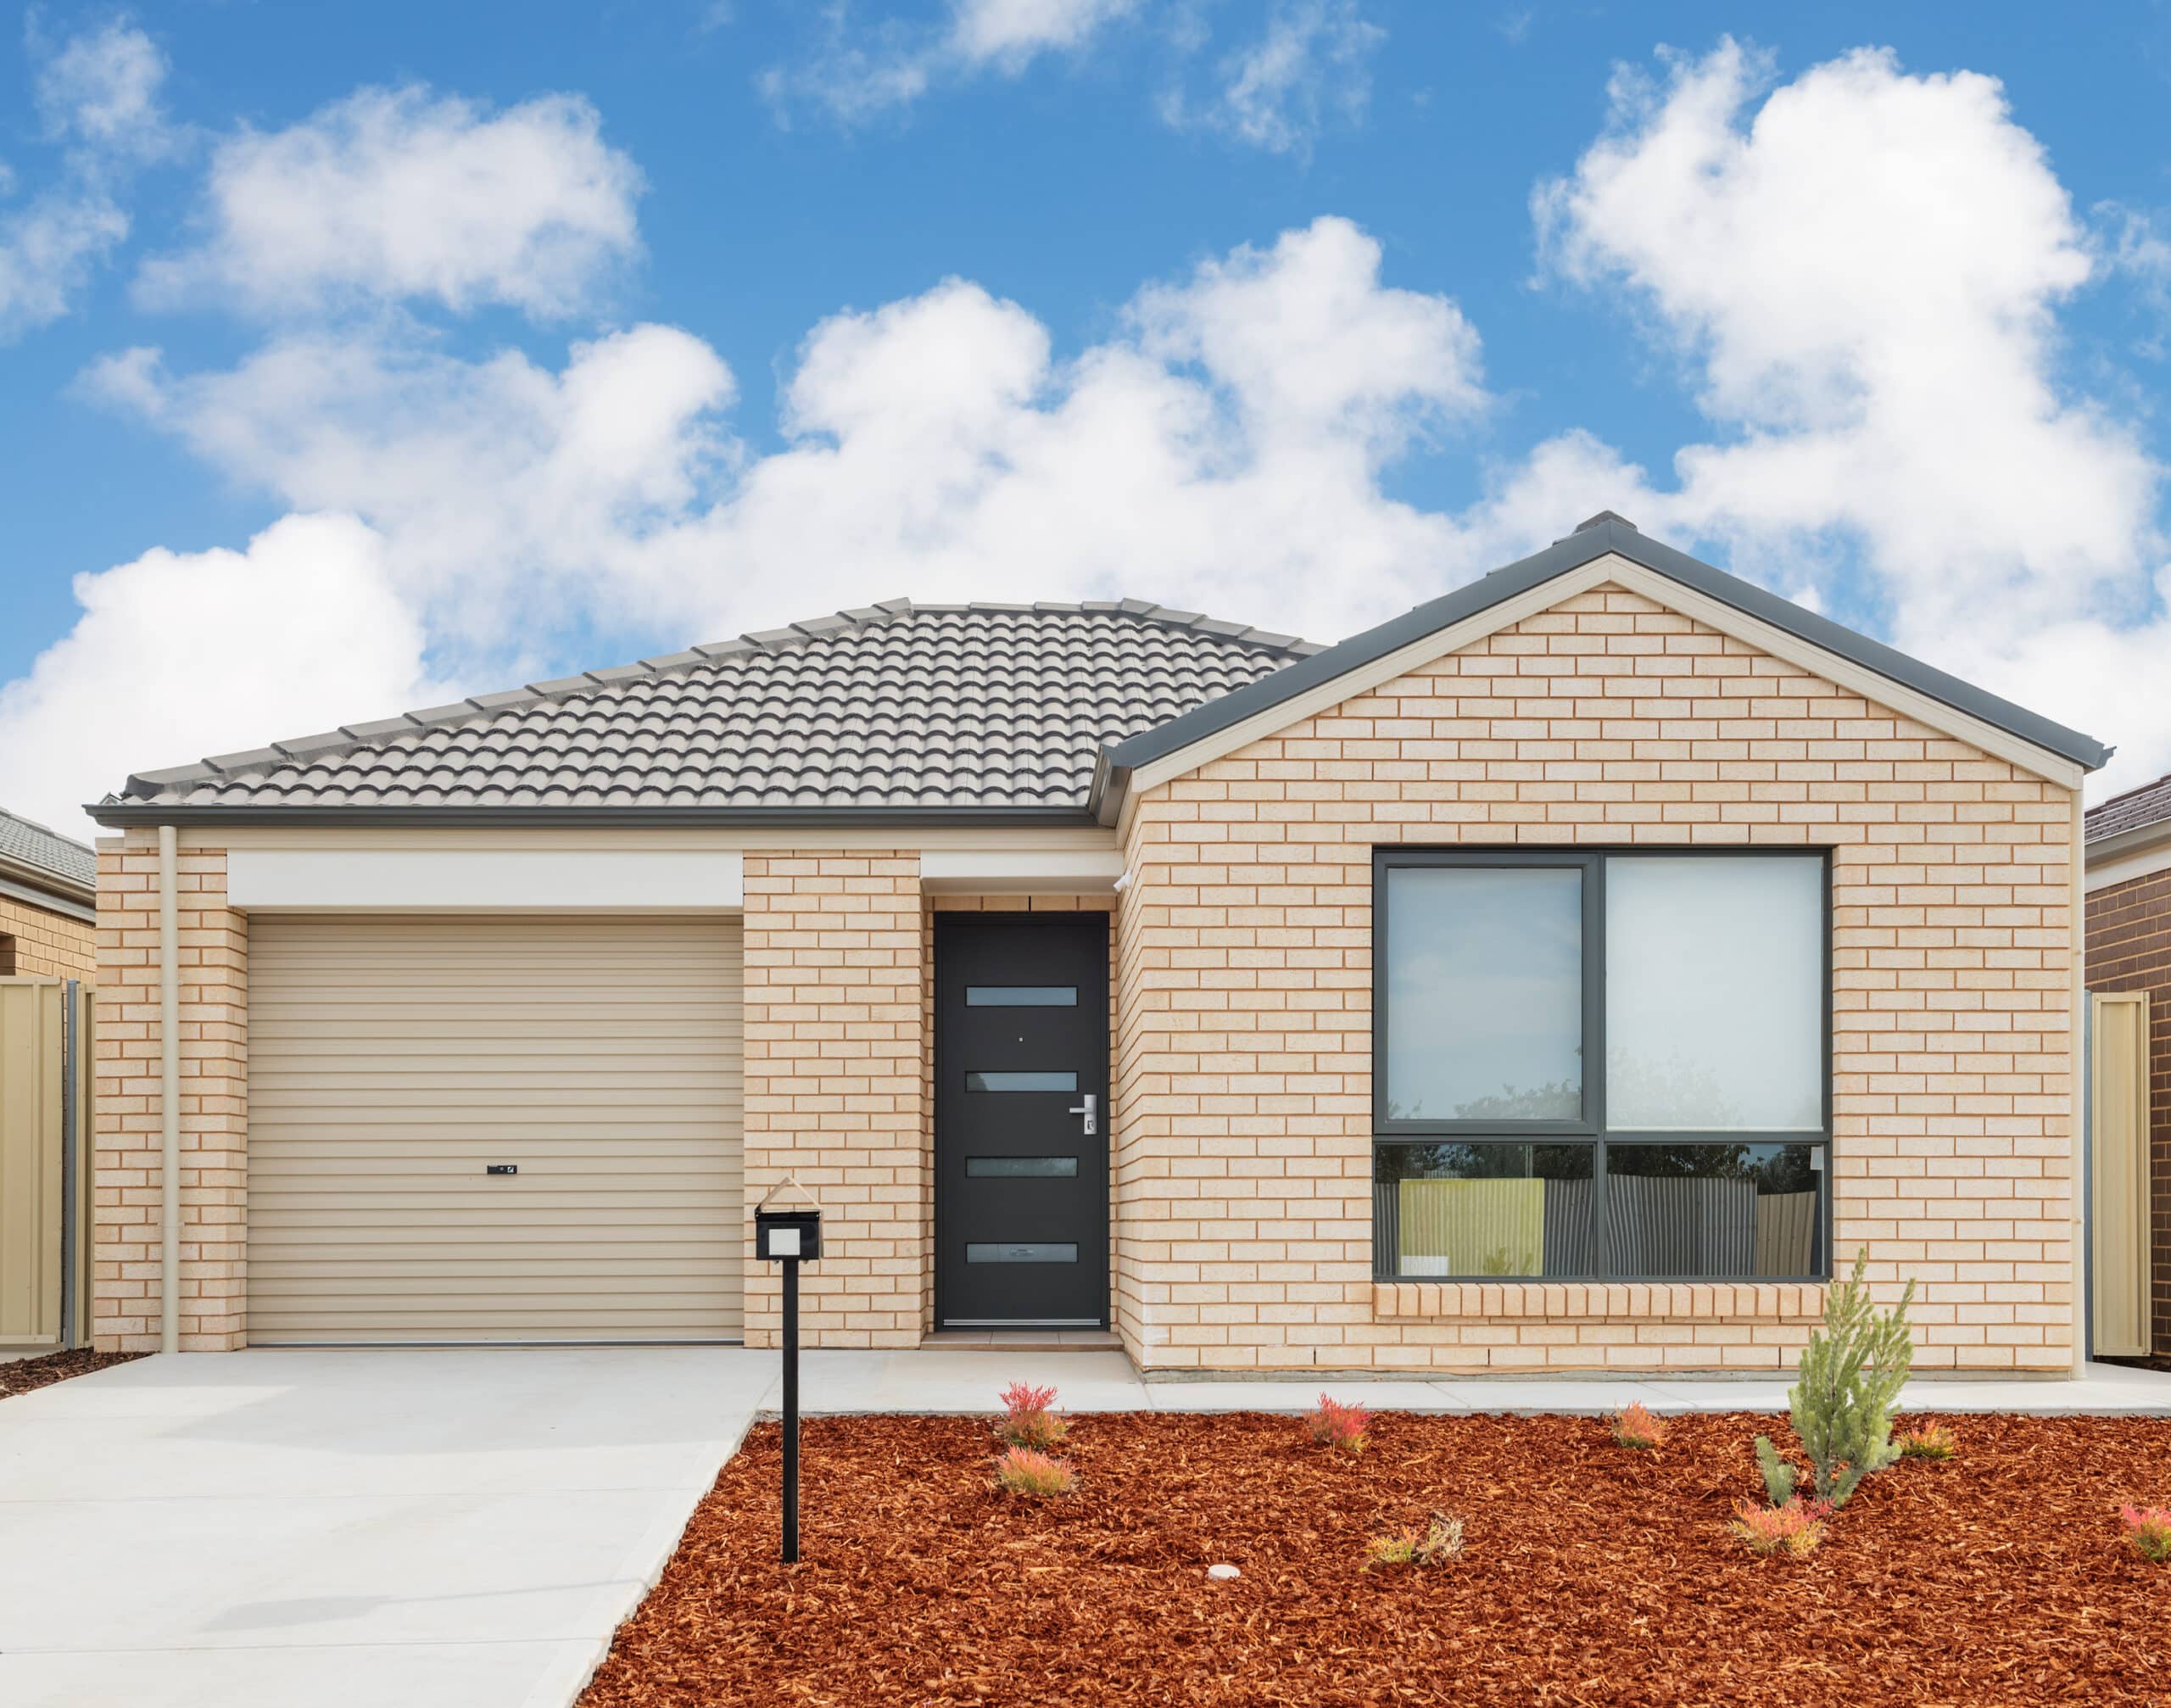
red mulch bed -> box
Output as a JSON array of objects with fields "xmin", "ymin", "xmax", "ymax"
[
  {"xmin": 580, "ymin": 1410, "xmax": 2171, "ymax": 1707},
  {"xmin": 0, "ymin": 1348, "xmax": 144, "ymax": 1400}
]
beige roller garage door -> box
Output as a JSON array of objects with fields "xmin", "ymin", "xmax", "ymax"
[{"xmin": 247, "ymin": 915, "xmax": 742, "ymax": 1343}]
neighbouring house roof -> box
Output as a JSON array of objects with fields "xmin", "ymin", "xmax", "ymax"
[
  {"xmin": 97, "ymin": 600, "xmax": 1318, "ymax": 822},
  {"xmin": 1101, "ymin": 514, "xmax": 2113, "ymax": 805},
  {"xmin": 0, "ymin": 805, "xmax": 98, "ymax": 912},
  {"xmin": 2085, "ymin": 770, "xmax": 2171, "ymax": 851}
]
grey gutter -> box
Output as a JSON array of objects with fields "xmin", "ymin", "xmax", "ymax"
[
  {"xmin": 1097, "ymin": 517, "xmax": 2112, "ymax": 824},
  {"xmin": 86, "ymin": 802, "xmax": 1108, "ymax": 831}
]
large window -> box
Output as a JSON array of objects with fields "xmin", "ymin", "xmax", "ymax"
[{"xmin": 1374, "ymin": 850, "xmax": 1829, "ymax": 1281}]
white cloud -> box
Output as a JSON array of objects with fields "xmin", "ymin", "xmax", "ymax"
[
  {"xmin": 762, "ymin": 0, "xmax": 1136, "ymax": 125},
  {"xmin": 951, "ymin": 0, "xmax": 1141, "ymax": 64},
  {"xmin": 36, "ymin": 18, "xmax": 170, "ymax": 153},
  {"xmin": 1535, "ymin": 39, "xmax": 2168, "ymax": 791},
  {"xmin": 137, "ymin": 86, "xmax": 643, "ymax": 317},
  {"xmin": 0, "ymin": 515, "xmax": 439, "ymax": 838},
  {"xmin": 87, "ymin": 216, "xmax": 1494, "ymax": 671},
  {"xmin": 762, "ymin": 0, "xmax": 1383, "ymax": 148},
  {"xmin": 1162, "ymin": 0, "xmax": 1385, "ymax": 155},
  {"xmin": 0, "ymin": 20, "xmax": 170, "ymax": 341}
]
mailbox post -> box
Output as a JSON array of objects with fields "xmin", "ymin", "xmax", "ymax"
[{"xmin": 755, "ymin": 1179, "xmax": 822, "ymax": 1564}]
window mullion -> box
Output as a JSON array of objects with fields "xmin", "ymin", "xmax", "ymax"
[{"xmin": 1588, "ymin": 851, "xmax": 1608, "ymax": 1279}]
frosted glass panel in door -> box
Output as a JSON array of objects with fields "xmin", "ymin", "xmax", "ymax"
[{"xmin": 1605, "ymin": 857, "xmax": 1822, "ymax": 1130}]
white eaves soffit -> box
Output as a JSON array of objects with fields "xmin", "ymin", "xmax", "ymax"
[
  {"xmin": 1117, "ymin": 553, "xmax": 2087, "ymax": 827},
  {"xmin": 226, "ymin": 847, "xmax": 745, "ymax": 911},
  {"xmin": 918, "ymin": 849, "xmax": 1126, "ymax": 895}
]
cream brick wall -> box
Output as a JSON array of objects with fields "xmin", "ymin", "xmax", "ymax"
[
  {"xmin": 1113, "ymin": 582, "xmax": 2080, "ymax": 1374},
  {"xmin": 91, "ymin": 834, "xmax": 247, "ymax": 1352},
  {"xmin": 0, "ymin": 890, "xmax": 95, "ymax": 980},
  {"xmin": 742, "ymin": 852, "xmax": 925, "ymax": 1348}
]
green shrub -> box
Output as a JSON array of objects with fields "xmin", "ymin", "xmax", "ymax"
[{"xmin": 1754, "ymin": 1250, "xmax": 1915, "ymax": 1511}]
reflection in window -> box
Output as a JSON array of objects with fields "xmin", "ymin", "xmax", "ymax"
[
  {"xmin": 967, "ymin": 986, "xmax": 1079, "ymax": 1007},
  {"xmin": 966, "ymin": 1157, "xmax": 1080, "ymax": 1177},
  {"xmin": 966, "ymin": 1242, "xmax": 1080, "ymax": 1263},
  {"xmin": 1605, "ymin": 1144, "xmax": 1822, "ymax": 1279},
  {"xmin": 1375, "ymin": 1144, "xmax": 1593, "ymax": 1277},
  {"xmin": 1384, "ymin": 866, "xmax": 1583, "ymax": 1121}
]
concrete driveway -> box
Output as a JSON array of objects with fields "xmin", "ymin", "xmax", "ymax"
[{"xmin": 0, "ymin": 1348, "xmax": 777, "ymax": 1708}]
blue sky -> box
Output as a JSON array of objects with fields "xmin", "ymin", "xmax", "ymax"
[{"xmin": 4, "ymin": 1, "xmax": 2171, "ymax": 834}]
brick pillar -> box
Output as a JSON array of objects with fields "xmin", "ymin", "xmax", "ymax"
[
  {"xmin": 742, "ymin": 851, "xmax": 924, "ymax": 1348},
  {"xmin": 92, "ymin": 835, "xmax": 248, "ymax": 1352}
]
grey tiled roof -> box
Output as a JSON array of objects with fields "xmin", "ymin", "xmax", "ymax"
[
  {"xmin": 114, "ymin": 600, "xmax": 1318, "ymax": 812},
  {"xmin": 0, "ymin": 806, "xmax": 97, "ymax": 896},
  {"xmin": 2086, "ymin": 772, "xmax": 2171, "ymax": 843}
]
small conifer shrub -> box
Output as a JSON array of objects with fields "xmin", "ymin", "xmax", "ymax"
[
  {"xmin": 1303, "ymin": 1394, "xmax": 1372, "ymax": 1454},
  {"xmin": 1364, "ymin": 1511, "xmax": 1464, "ymax": 1570},
  {"xmin": 2120, "ymin": 1504, "xmax": 2171, "ymax": 1563},
  {"xmin": 996, "ymin": 1381, "xmax": 1068, "ymax": 1451},
  {"xmin": 1611, "ymin": 1402, "xmax": 1668, "ymax": 1450},
  {"xmin": 994, "ymin": 1445, "xmax": 1077, "ymax": 1498},
  {"xmin": 1752, "ymin": 1250, "xmax": 1915, "ymax": 1510}
]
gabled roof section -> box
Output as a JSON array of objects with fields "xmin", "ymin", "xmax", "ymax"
[
  {"xmin": 1097, "ymin": 514, "xmax": 2111, "ymax": 819},
  {"xmin": 0, "ymin": 805, "xmax": 97, "ymax": 908},
  {"xmin": 2085, "ymin": 771, "xmax": 2171, "ymax": 849},
  {"xmin": 96, "ymin": 600, "xmax": 1319, "ymax": 824}
]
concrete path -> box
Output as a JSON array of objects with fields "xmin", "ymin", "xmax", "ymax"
[
  {"xmin": 794, "ymin": 1348, "xmax": 2171, "ymax": 1418},
  {"xmin": 0, "ymin": 1348, "xmax": 775, "ymax": 1708},
  {"xmin": 3, "ymin": 1348, "xmax": 2167, "ymax": 1708}
]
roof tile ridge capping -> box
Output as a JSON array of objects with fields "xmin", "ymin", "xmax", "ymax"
[{"xmin": 115, "ymin": 598, "xmax": 920, "ymax": 801}]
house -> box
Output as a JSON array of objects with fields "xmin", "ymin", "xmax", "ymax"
[
  {"xmin": 0, "ymin": 806, "xmax": 97, "ymax": 981},
  {"xmin": 2084, "ymin": 776, "xmax": 2171, "ymax": 1358},
  {"xmin": 85, "ymin": 513, "xmax": 2108, "ymax": 1373}
]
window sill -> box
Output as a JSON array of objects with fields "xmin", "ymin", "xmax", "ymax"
[{"xmin": 1371, "ymin": 1281, "xmax": 1829, "ymax": 1323}]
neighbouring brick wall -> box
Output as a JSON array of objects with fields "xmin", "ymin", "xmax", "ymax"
[
  {"xmin": 1115, "ymin": 579, "xmax": 2080, "ymax": 1374},
  {"xmin": 743, "ymin": 852, "xmax": 924, "ymax": 1348},
  {"xmin": 2084, "ymin": 866, "xmax": 2171, "ymax": 1354},
  {"xmin": 0, "ymin": 890, "xmax": 95, "ymax": 980},
  {"xmin": 91, "ymin": 835, "xmax": 248, "ymax": 1352}
]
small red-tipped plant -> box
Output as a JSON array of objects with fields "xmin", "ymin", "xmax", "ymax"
[
  {"xmin": 1364, "ymin": 1510, "xmax": 1464, "ymax": 1570},
  {"xmin": 994, "ymin": 1445, "xmax": 1076, "ymax": 1498},
  {"xmin": 1731, "ymin": 1496, "xmax": 1832, "ymax": 1558},
  {"xmin": 1303, "ymin": 1393, "xmax": 1372, "ymax": 1454},
  {"xmin": 2120, "ymin": 1504, "xmax": 2171, "ymax": 1563},
  {"xmin": 996, "ymin": 1381, "xmax": 1068, "ymax": 1451},
  {"xmin": 1611, "ymin": 1402, "xmax": 1668, "ymax": 1450},
  {"xmin": 1896, "ymin": 1423, "xmax": 1956, "ymax": 1461}
]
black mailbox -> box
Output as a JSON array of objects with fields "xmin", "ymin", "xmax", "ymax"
[{"xmin": 756, "ymin": 1206, "xmax": 821, "ymax": 1262}]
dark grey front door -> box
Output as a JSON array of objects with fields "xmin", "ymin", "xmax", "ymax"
[{"xmin": 935, "ymin": 913, "xmax": 1109, "ymax": 1328}]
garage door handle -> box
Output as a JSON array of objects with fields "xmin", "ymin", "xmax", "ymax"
[{"xmin": 485, "ymin": 1164, "xmax": 518, "ymax": 1176}]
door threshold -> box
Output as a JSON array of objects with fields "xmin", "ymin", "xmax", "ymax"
[{"xmin": 922, "ymin": 1328, "xmax": 1121, "ymax": 1351}]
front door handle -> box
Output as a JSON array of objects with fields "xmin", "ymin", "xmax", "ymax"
[{"xmin": 1069, "ymin": 1093, "xmax": 1097, "ymax": 1136}]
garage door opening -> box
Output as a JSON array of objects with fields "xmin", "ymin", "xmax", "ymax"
[{"xmin": 246, "ymin": 914, "xmax": 743, "ymax": 1345}]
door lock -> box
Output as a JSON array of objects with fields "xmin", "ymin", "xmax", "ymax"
[{"xmin": 1069, "ymin": 1093, "xmax": 1097, "ymax": 1136}]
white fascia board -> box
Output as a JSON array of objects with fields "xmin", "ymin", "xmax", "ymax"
[
  {"xmin": 918, "ymin": 849, "xmax": 1126, "ymax": 894},
  {"xmin": 226, "ymin": 848, "xmax": 745, "ymax": 911},
  {"xmin": 1118, "ymin": 555, "xmax": 2082, "ymax": 833},
  {"xmin": 2085, "ymin": 836, "xmax": 2171, "ymax": 894}
]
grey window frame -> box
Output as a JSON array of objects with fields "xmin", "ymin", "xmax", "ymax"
[{"xmin": 1372, "ymin": 846, "xmax": 1833, "ymax": 1283}]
